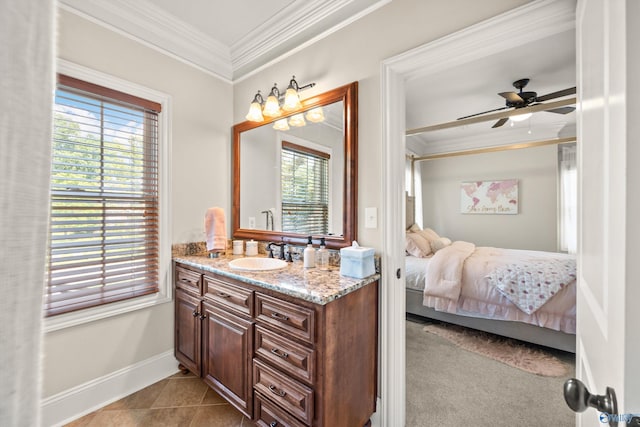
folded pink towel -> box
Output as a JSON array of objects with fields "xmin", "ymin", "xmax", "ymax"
[{"xmin": 205, "ymin": 207, "xmax": 226, "ymax": 251}]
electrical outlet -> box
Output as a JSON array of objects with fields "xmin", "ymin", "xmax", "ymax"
[{"xmin": 248, "ymin": 217, "xmax": 256, "ymax": 228}]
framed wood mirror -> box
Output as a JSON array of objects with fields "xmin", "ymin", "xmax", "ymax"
[{"xmin": 232, "ymin": 81, "xmax": 357, "ymax": 249}]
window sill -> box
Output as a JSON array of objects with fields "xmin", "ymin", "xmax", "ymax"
[{"xmin": 44, "ymin": 290, "xmax": 172, "ymax": 333}]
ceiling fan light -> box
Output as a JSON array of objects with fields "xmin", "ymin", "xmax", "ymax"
[
  {"xmin": 510, "ymin": 112, "xmax": 532, "ymax": 122},
  {"xmin": 305, "ymin": 107, "xmax": 325, "ymax": 123},
  {"xmin": 288, "ymin": 113, "xmax": 306, "ymax": 127},
  {"xmin": 273, "ymin": 118, "xmax": 290, "ymax": 131}
]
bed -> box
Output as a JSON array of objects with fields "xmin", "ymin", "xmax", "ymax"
[{"xmin": 405, "ymin": 230, "xmax": 577, "ymax": 353}]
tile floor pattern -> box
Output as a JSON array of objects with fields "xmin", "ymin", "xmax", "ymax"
[{"xmin": 66, "ymin": 371, "xmax": 249, "ymax": 427}]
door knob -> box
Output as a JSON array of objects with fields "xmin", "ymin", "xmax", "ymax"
[{"xmin": 564, "ymin": 378, "xmax": 618, "ymax": 426}]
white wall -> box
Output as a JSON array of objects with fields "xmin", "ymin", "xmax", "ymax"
[
  {"xmin": 44, "ymin": 9, "xmax": 232, "ymax": 401},
  {"xmin": 419, "ymin": 145, "xmax": 559, "ymax": 251}
]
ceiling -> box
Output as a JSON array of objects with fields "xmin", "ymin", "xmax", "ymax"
[
  {"xmin": 58, "ymin": 0, "xmax": 576, "ymax": 153},
  {"xmin": 405, "ymin": 28, "xmax": 576, "ymax": 156}
]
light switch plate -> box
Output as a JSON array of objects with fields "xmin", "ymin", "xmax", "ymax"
[
  {"xmin": 248, "ymin": 217, "xmax": 256, "ymax": 228},
  {"xmin": 365, "ymin": 207, "xmax": 377, "ymax": 229}
]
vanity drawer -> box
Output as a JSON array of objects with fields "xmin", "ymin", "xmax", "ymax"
[
  {"xmin": 253, "ymin": 359, "xmax": 313, "ymax": 425},
  {"xmin": 255, "ymin": 325, "xmax": 315, "ymax": 385},
  {"xmin": 203, "ymin": 274, "xmax": 253, "ymax": 317},
  {"xmin": 255, "ymin": 293, "xmax": 315, "ymax": 344},
  {"xmin": 175, "ymin": 265, "xmax": 202, "ymax": 294},
  {"xmin": 254, "ymin": 393, "xmax": 307, "ymax": 427}
]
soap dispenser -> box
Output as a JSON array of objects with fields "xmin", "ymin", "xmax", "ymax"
[
  {"xmin": 317, "ymin": 237, "xmax": 329, "ymax": 270},
  {"xmin": 303, "ymin": 236, "xmax": 316, "ymax": 268}
]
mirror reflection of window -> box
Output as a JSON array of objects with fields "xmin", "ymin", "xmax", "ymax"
[{"xmin": 281, "ymin": 141, "xmax": 329, "ymax": 235}]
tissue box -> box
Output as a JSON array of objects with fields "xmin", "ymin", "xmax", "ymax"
[{"xmin": 340, "ymin": 245, "xmax": 375, "ymax": 279}]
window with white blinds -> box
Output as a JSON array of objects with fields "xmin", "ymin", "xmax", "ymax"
[
  {"xmin": 45, "ymin": 74, "xmax": 161, "ymax": 317},
  {"xmin": 281, "ymin": 141, "xmax": 329, "ymax": 235}
]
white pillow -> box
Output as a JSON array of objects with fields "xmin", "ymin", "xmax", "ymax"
[
  {"xmin": 405, "ymin": 232, "xmax": 432, "ymax": 257},
  {"xmin": 431, "ymin": 237, "xmax": 452, "ymax": 252}
]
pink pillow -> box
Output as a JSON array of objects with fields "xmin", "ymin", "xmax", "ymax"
[{"xmin": 406, "ymin": 232, "xmax": 432, "ymax": 257}]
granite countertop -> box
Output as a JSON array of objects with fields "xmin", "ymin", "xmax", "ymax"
[{"xmin": 173, "ymin": 254, "xmax": 379, "ymax": 305}]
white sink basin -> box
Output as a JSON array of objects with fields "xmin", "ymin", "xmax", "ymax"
[{"xmin": 228, "ymin": 257, "xmax": 288, "ymax": 271}]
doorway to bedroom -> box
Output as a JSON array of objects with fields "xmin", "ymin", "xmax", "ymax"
[{"xmin": 380, "ymin": 0, "xmax": 579, "ymax": 425}]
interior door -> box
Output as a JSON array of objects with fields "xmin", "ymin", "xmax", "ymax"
[{"xmin": 575, "ymin": 0, "xmax": 640, "ymax": 424}]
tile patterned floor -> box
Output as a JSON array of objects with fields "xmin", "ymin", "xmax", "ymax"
[{"xmin": 65, "ymin": 371, "xmax": 249, "ymax": 427}]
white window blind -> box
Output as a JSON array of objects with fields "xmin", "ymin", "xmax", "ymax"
[
  {"xmin": 45, "ymin": 74, "xmax": 161, "ymax": 317},
  {"xmin": 281, "ymin": 141, "xmax": 329, "ymax": 235},
  {"xmin": 559, "ymin": 143, "xmax": 577, "ymax": 254}
]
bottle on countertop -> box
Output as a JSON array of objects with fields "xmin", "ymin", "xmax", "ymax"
[
  {"xmin": 303, "ymin": 236, "xmax": 316, "ymax": 268},
  {"xmin": 316, "ymin": 237, "xmax": 329, "ymax": 270}
]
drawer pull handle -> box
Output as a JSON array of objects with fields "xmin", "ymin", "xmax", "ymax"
[
  {"xmin": 199, "ymin": 313, "xmax": 207, "ymax": 320},
  {"xmin": 192, "ymin": 310, "xmax": 199, "ymax": 317},
  {"xmin": 216, "ymin": 292, "xmax": 231, "ymax": 298},
  {"xmin": 271, "ymin": 312, "xmax": 289, "ymax": 322},
  {"xmin": 270, "ymin": 348, "xmax": 289, "ymax": 359},
  {"xmin": 268, "ymin": 384, "xmax": 286, "ymax": 397},
  {"xmin": 180, "ymin": 278, "xmax": 191, "ymax": 284},
  {"xmin": 270, "ymin": 422, "xmax": 278, "ymax": 427}
]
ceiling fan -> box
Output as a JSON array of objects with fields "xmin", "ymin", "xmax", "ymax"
[{"xmin": 457, "ymin": 78, "xmax": 576, "ymax": 128}]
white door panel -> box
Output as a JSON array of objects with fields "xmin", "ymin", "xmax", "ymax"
[{"xmin": 575, "ymin": 0, "xmax": 639, "ymax": 425}]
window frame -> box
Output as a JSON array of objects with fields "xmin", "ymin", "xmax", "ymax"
[
  {"xmin": 280, "ymin": 140, "xmax": 331, "ymax": 235},
  {"xmin": 45, "ymin": 59, "xmax": 172, "ymax": 332}
]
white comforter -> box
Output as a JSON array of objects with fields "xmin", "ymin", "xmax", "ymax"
[{"xmin": 422, "ymin": 242, "xmax": 576, "ymax": 333}]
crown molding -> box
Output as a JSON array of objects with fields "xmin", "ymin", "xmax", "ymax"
[
  {"xmin": 59, "ymin": 0, "xmax": 233, "ymax": 81},
  {"xmin": 389, "ymin": 0, "xmax": 576, "ymax": 82},
  {"xmin": 407, "ymin": 121, "xmax": 571, "ymax": 156},
  {"xmin": 58, "ymin": 0, "xmax": 389, "ymax": 82},
  {"xmin": 231, "ymin": 0, "xmax": 390, "ymax": 78}
]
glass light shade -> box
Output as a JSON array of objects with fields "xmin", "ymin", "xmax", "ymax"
[
  {"xmin": 263, "ymin": 95, "xmax": 281, "ymax": 117},
  {"xmin": 283, "ymin": 88, "xmax": 302, "ymax": 111},
  {"xmin": 305, "ymin": 107, "xmax": 325, "ymax": 123},
  {"xmin": 509, "ymin": 112, "xmax": 532, "ymax": 122},
  {"xmin": 245, "ymin": 101, "xmax": 264, "ymax": 122},
  {"xmin": 288, "ymin": 113, "xmax": 306, "ymax": 127},
  {"xmin": 273, "ymin": 118, "xmax": 290, "ymax": 131}
]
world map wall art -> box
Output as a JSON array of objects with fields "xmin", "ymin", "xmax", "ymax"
[{"xmin": 460, "ymin": 179, "xmax": 518, "ymax": 214}]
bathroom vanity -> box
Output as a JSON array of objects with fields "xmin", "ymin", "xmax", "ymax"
[{"xmin": 173, "ymin": 254, "xmax": 378, "ymax": 427}]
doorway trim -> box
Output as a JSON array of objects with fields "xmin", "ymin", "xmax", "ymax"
[{"xmin": 379, "ymin": 0, "xmax": 575, "ymax": 424}]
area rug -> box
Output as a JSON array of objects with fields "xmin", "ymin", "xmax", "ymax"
[{"xmin": 423, "ymin": 323, "xmax": 570, "ymax": 377}]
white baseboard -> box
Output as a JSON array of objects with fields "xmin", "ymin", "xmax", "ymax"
[{"xmin": 41, "ymin": 350, "xmax": 179, "ymax": 427}]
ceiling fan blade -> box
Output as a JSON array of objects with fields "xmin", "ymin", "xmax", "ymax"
[
  {"xmin": 536, "ymin": 86, "xmax": 576, "ymax": 102},
  {"xmin": 491, "ymin": 117, "xmax": 509, "ymax": 128},
  {"xmin": 457, "ymin": 106, "xmax": 508, "ymax": 120},
  {"xmin": 546, "ymin": 106, "xmax": 576, "ymax": 114},
  {"xmin": 499, "ymin": 91, "xmax": 524, "ymax": 104}
]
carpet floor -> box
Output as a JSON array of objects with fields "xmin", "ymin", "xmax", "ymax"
[{"xmin": 406, "ymin": 316, "xmax": 576, "ymax": 427}]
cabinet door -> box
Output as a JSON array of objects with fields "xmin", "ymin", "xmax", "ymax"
[
  {"xmin": 202, "ymin": 301, "xmax": 254, "ymax": 418},
  {"xmin": 175, "ymin": 289, "xmax": 202, "ymax": 376}
]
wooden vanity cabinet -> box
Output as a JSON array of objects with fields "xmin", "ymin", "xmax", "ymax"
[{"xmin": 174, "ymin": 261, "xmax": 378, "ymax": 426}]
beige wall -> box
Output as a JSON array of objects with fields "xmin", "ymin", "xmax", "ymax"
[
  {"xmin": 44, "ymin": 10, "xmax": 233, "ymax": 397},
  {"xmin": 46, "ymin": 0, "xmax": 530, "ymax": 401},
  {"xmin": 233, "ymin": 0, "xmax": 530, "ymax": 249},
  {"xmin": 420, "ymin": 145, "xmax": 559, "ymax": 251}
]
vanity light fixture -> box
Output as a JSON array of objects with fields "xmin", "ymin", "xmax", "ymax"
[
  {"xmin": 263, "ymin": 84, "xmax": 282, "ymax": 117},
  {"xmin": 273, "ymin": 118, "xmax": 290, "ymax": 131},
  {"xmin": 246, "ymin": 76, "xmax": 315, "ymax": 122},
  {"xmin": 305, "ymin": 107, "xmax": 325, "ymax": 123},
  {"xmin": 245, "ymin": 91, "xmax": 265, "ymax": 122},
  {"xmin": 288, "ymin": 113, "xmax": 306, "ymax": 127}
]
